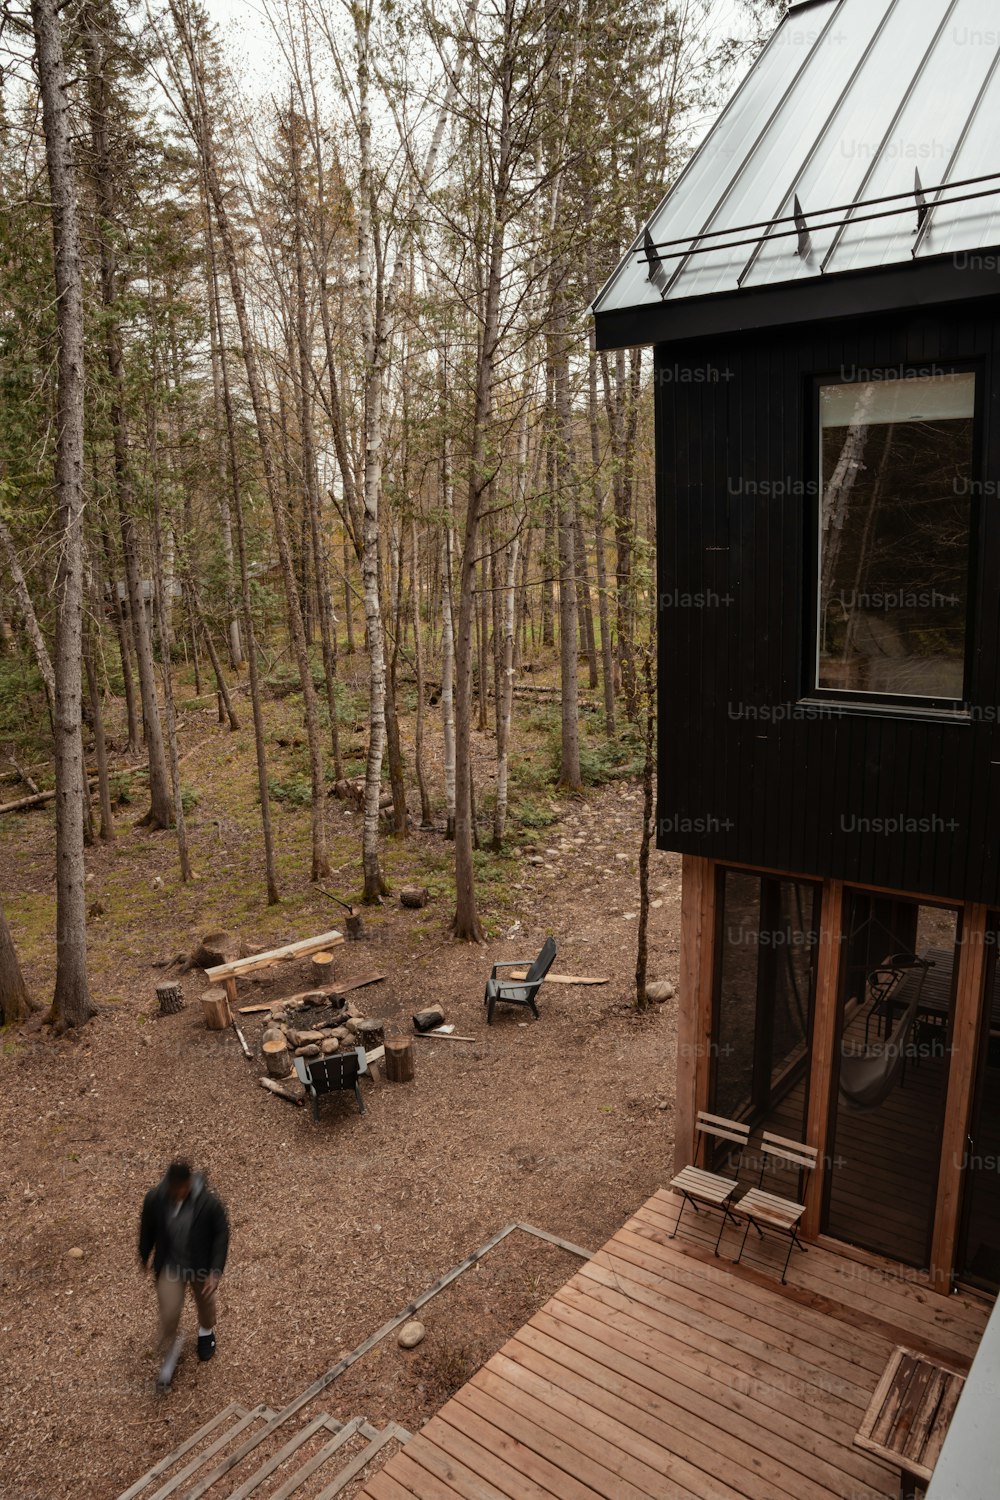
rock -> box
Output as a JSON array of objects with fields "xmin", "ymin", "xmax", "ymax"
[
  {"xmin": 294, "ymin": 1044, "xmax": 321, "ymax": 1058},
  {"xmin": 646, "ymin": 980, "xmax": 675, "ymax": 1004},
  {"xmin": 345, "ymin": 1017, "xmax": 363, "ymax": 1035},
  {"xmin": 287, "ymin": 1029, "xmax": 325, "ymax": 1047},
  {"xmin": 528, "ymin": 855, "xmax": 544, "ymax": 866},
  {"xmin": 151, "ymin": 876, "xmax": 163, "ymax": 890},
  {"xmin": 346, "ymin": 999, "xmax": 363, "ymax": 1018},
  {"xmin": 67, "ymin": 1247, "xmax": 84, "ymax": 1259},
  {"xmin": 333, "ymin": 1026, "xmax": 353, "ymax": 1043},
  {"xmin": 397, "ymin": 1320, "xmax": 426, "ymax": 1349},
  {"xmin": 321, "ymin": 1037, "xmax": 340, "ymax": 1055}
]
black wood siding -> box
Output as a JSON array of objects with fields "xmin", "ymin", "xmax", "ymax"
[{"xmin": 655, "ymin": 301, "xmax": 1000, "ymax": 905}]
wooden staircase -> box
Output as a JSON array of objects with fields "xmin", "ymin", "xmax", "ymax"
[{"xmin": 117, "ymin": 1403, "xmax": 411, "ymax": 1500}]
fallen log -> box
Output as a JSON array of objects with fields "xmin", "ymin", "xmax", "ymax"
[
  {"xmin": 507, "ymin": 970, "xmax": 610, "ymax": 985},
  {"xmin": 259, "ymin": 1076, "xmax": 305, "ymax": 1105}
]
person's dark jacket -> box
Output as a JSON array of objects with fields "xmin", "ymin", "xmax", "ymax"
[{"xmin": 138, "ymin": 1171, "xmax": 229, "ymax": 1278}]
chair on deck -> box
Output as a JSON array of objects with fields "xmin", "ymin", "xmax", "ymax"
[
  {"xmin": 733, "ymin": 1132, "xmax": 818, "ymax": 1284},
  {"xmin": 864, "ymin": 954, "xmax": 933, "ymax": 1046},
  {"xmin": 484, "ymin": 936, "xmax": 557, "ymax": 1024},
  {"xmin": 294, "ymin": 1047, "xmax": 369, "ymax": 1121},
  {"xmin": 668, "ymin": 1112, "xmax": 751, "ymax": 1255}
]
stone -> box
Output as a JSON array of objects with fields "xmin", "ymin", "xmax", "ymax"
[
  {"xmin": 321, "ymin": 1037, "xmax": 340, "ymax": 1055},
  {"xmin": 333, "ymin": 1026, "xmax": 353, "ymax": 1043},
  {"xmin": 67, "ymin": 1247, "xmax": 84, "ymax": 1259},
  {"xmin": 294, "ymin": 1044, "xmax": 321, "ymax": 1058},
  {"xmin": 397, "ymin": 1320, "xmax": 426, "ymax": 1349},
  {"xmin": 528, "ymin": 855, "xmax": 544, "ymax": 866},
  {"xmin": 646, "ymin": 980, "xmax": 675, "ymax": 1004},
  {"xmin": 287, "ymin": 1029, "xmax": 325, "ymax": 1047},
  {"xmin": 345, "ymin": 1017, "xmax": 363, "ymax": 1034}
]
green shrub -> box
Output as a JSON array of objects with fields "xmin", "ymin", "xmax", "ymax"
[{"xmin": 267, "ymin": 774, "xmax": 311, "ymax": 807}]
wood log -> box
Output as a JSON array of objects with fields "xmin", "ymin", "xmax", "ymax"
[
  {"xmin": 310, "ymin": 951, "xmax": 336, "ymax": 984},
  {"xmin": 399, "ymin": 885, "xmax": 429, "ymax": 909},
  {"xmin": 345, "ymin": 912, "xmax": 363, "ymax": 940},
  {"xmin": 200, "ymin": 986, "xmax": 231, "ymax": 1030},
  {"xmin": 355, "ymin": 1018, "xmax": 385, "ymax": 1052},
  {"xmin": 155, "ymin": 981, "xmax": 185, "ymax": 1015},
  {"xmin": 259, "ymin": 1076, "xmax": 305, "ymax": 1105},
  {"xmin": 412, "ymin": 1005, "xmax": 445, "ymax": 1033},
  {"xmin": 384, "ymin": 1035, "xmax": 415, "ymax": 1083},
  {"xmin": 262, "ymin": 1037, "xmax": 292, "ymax": 1077}
]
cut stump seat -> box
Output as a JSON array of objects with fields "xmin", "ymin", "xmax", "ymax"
[
  {"xmin": 854, "ymin": 1345, "xmax": 967, "ymax": 1498},
  {"xmin": 205, "ymin": 929, "xmax": 344, "ymax": 1010}
]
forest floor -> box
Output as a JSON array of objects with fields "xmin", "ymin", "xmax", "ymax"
[{"xmin": 0, "ymin": 654, "xmax": 681, "ymax": 1500}]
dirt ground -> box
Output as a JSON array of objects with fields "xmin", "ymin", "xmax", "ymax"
[{"xmin": 0, "ymin": 688, "xmax": 681, "ymax": 1500}]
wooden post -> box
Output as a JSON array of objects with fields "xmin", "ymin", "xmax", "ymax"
[
  {"xmin": 385, "ymin": 1035, "xmax": 415, "ymax": 1082},
  {"xmin": 802, "ymin": 879, "xmax": 844, "ymax": 1240},
  {"xmin": 263, "ymin": 1037, "xmax": 292, "ymax": 1077},
  {"xmin": 201, "ymin": 986, "xmax": 231, "ymax": 1030},
  {"xmin": 310, "ymin": 951, "xmax": 336, "ymax": 985},
  {"xmin": 674, "ymin": 856, "xmax": 716, "ymax": 1175},
  {"xmin": 356, "ymin": 1018, "xmax": 385, "ymax": 1052},
  {"xmin": 155, "ymin": 980, "xmax": 184, "ymax": 1014},
  {"xmin": 930, "ymin": 902, "xmax": 988, "ymax": 1294}
]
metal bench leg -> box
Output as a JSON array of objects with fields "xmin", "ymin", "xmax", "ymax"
[
  {"xmin": 670, "ymin": 1194, "xmax": 693, "ymax": 1239},
  {"xmin": 780, "ymin": 1227, "xmax": 806, "ymax": 1285},
  {"xmin": 714, "ymin": 1205, "xmax": 735, "ymax": 1256}
]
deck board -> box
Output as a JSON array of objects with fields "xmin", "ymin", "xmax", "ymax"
[{"xmin": 360, "ymin": 1191, "xmax": 990, "ymax": 1500}]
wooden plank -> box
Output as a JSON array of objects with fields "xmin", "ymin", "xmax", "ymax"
[
  {"xmin": 114, "ymin": 1404, "xmax": 249, "ymax": 1500},
  {"xmin": 430, "ymin": 1406, "xmax": 586, "ymax": 1500},
  {"xmin": 393, "ymin": 1428, "xmax": 522, "ymax": 1500},
  {"xmin": 930, "ymin": 901, "xmax": 988, "ymax": 1291},
  {"xmin": 205, "ymin": 931, "xmax": 345, "ymax": 981},
  {"xmin": 505, "ymin": 972, "xmax": 609, "ymax": 986},
  {"xmin": 269, "ymin": 1419, "xmax": 363, "ymax": 1500},
  {"xmin": 472, "ymin": 1363, "xmax": 670, "ymax": 1500},
  {"xmin": 451, "ymin": 1385, "xmax": 634, "ymax": 1500},
  {"xmin": 333, "ymin": 972, "xmax": 388, "ymax": 995},
  {"xmin": 144, "ymin": 1407, "xmax": 269, "ymax": 1500},
  {"xmin": 226, "ymin": 1414, "xmax": 333, "ymax": 1500},
  {"xmin": 314, "ymin": 1425, "xmax": 400, "ymax": 1500},
  {"xmin": 521, "ymin": 1303, "xmax": 863, "ymax": 1500},
  {"xmin": 918, "ymin": 1370, "xmax": 964, "ymax": 1471},
  {"xmin": 803, "ymin": 878, "xmax": 843, "ymax": 1239}
]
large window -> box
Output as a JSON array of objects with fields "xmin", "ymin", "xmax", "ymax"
[
  {"xmin": 816, "ymin": 372, "xmax": 976, "ymax": 702},
  {"xmin": 712, "ymin": 870, "xmax": 819, "ymax": 1134}
]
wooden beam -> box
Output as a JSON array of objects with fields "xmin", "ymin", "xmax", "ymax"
[
  {"xmin": 205, "ymin": 930, "xmax": 344, "ymax": 982},
  {"xmin": 674, "ymin": 855, "xmax": 716, "ymax": 1175},
  {"xmin": 803, "ymin": 879, "xmax": 844, "ymax": 1240},
  {"xmin": 930, "ymin": 902, "xmax": 988, "ymax": 1294}
]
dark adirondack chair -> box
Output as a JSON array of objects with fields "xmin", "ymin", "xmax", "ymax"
[
  {"xmin": 293, "ymin": 1047, "xmax": 368, "ymax": 1121},
  {"xmin": 484, "ymin": 936, "xmax": 557, "ymax": 1024}
]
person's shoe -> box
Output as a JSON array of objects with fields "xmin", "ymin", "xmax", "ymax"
[
  {"xmin": 197, "ymin": 1331, "xmax": 216, "ymax": 1362},
  {"xmin": 157, "ymin": 1333, "xmax": 184, "ymax": 1391}
]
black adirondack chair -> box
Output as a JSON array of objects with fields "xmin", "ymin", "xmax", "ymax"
[
  {"xmin": 293, "ymin": 1047, "xmax": 368, "ymax": 1120},
  {"xmin": 484, "ymin": 936, "xmax": 557, "ymax": 1024}
]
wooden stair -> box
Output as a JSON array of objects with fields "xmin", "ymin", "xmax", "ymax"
[{"xmin": 117, "ymin": 1404, "xmax": 411, "ymax": 1500}]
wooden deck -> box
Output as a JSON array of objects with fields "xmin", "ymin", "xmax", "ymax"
[{"xmin": 361, "ymin": 1190, "xmax": 990, "ymax": 1500}]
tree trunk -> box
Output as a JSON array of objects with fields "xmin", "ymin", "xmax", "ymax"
[
  {"xmin": 202, "ymin": 150, "xmax": 279, "ymax": 904},
  {"xmin": 554, "ymin": 303, "xmax": 581, "ymax": 791},
  {"xmin": 440, "ymin": 441, "xmax": 457, "ymax": 839},
  {"xmin": 171, "ymin": 4, "xmax": 329, "ymax": 880},
  {"xmin": 101, "ymin": 525, "xmax": 140, "ymax": 755},
  {"xmin": 0, "ymin": 514, "xmax": 55, "ymax": 717},
  {"xmin": 83, "ymin": 616, "xmax": 114, "ymax": 842},
  {"xmin": 411, "ymin": 519, "xmax": 433, "ymax": 828},
  {"xmin": 492, "ymin": 535, "xmax": 519, "ymax": 849},
  {"xmin": 33, "ymin": 0, "xmax": 92, "ymax": 1028},
  {"xmin": 0, "ymin": 896, "xmax": 35, "ymax": 1024},
  {"xmin": 83, "ymin": 12, "xmax": 172, "ymax": 831}
]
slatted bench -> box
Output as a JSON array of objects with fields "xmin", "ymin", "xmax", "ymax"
[
  {"xmin": 205, "ymin": 929, "xmax": 344, "ymax": 1012},
  {"xmin": 854, "ymin": 1345, "xmax": 967, "ymax": 1500}
]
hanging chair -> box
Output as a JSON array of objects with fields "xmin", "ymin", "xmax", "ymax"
[{"xmin": 839, "ymin": 991, "xmax": 921, "ymax": 1110}]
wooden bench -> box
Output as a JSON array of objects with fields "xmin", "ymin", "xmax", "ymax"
[
  {"xmin": 205, "ymin": 930, "xmax": 344, "ymax": 1012},
  {"xmin": 854, "ymin": 1346, "xmax": 967, "ymax": 1499}
]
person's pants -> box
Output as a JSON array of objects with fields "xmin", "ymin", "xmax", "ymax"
[{"xmin": 156, "ymin": 1269, "xmax": 217, "ymax": 1357}]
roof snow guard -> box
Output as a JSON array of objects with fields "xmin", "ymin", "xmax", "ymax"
[{"xmin": 593, "ymin": 0, "xmax": 1000, "ymax": 349}]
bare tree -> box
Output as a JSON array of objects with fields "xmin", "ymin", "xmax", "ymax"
[{"xmin": 31, "ymin": 0, "xmax": 92, "ymax": 1027}]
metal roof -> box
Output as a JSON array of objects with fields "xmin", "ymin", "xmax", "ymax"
[{"xmin": 593, "ymin": 0, "xmax": 1000, "ymax": 320}]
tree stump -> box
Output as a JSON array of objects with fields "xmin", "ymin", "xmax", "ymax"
[
  {"xmin": 412, "ymin": 1005, "xmax": 445, "ymax": 1033},
  {"xmin": 262, "ymin": 1037, "xmax": 292, "ymax": 1078},
  {"xmin": 400, "ymin": 885, "xmax": 429, "ymax": 909},
  {"xmin": 356, "ymin": 1018, "xmax": 385, "ymax": 1053},
  {"xmin": 346, "ymin": 911, "xmax": 363, "ymax": 941},
  {"xmin": 200, "ymin": 986, "xmax": 231, "ymax": 1030},
  {"xmin": 310, "ymin": 951, "xmax": 336, "ymax": 985},
  {"xmin": 156, "ymin": 981, "xmax": 185, "ymax": 1015},
  {"xmin": 384, "ymin": 1035, "xmax": 415, "ymax": 1083}
]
